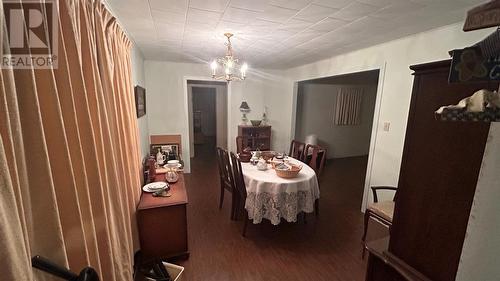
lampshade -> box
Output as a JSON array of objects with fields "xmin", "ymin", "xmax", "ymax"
[
  {"xmin": 305, "ymin": 134, "xmax": 318, "ymax": 145},
  {"xmin": 239, "ymin": 101, "xmax": 250, "ymax": 111}
]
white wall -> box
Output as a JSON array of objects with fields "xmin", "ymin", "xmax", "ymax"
[
  {"xmin": 144, "ymin": 61, "xmax": 290, "ymax": 172},
  {"xmin": 131, "ymin": 45, "xmax": 149, "ymax": 159},
  {"xmin": 215, "ymin": 86, "xmax": 228, "ymax": 149},
  {"xmin": 295, "ymin": 83, "xmax": 377, "ymax": 158},
  {"xmin": 281, "ymin": 22, "xmax": 499, "ymax": 279},
  {"xmin": 456, "ymin": 123, "xmax": 500, "ymax": 281},
  {"xmin": 285, "ymin": 23, "xmax": 496, "ymax": 207}
]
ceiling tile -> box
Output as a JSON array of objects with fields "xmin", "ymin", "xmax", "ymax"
[
  {"xmin": 149, "ymin": 0, "xmax": 188, "ymax": 14},
  {"xmin": 230, "ymin": 0, "xmax": 269, "ymax": 12},
  {"xmin": 247, "ymin": 19, "xmax": 281, "ymax": 32},
  {"xmin": 186, "ymin": 8, "xmax": 221, "ymax": 26},
  {"xmin": 257, "ymin": 5, "xmax": 299, "ymax": 23},
  {"xmin": 189, "ymin": 0, "xmax": 229, "ymax": 12},
  {"xmin": 222, "ymin": 7, "xmax": 260, "ymax": 24},
  {"xmin": 265, "ymin": 29, "xmax": 296, "ymax": 41},
  {"xmin": 151, "ymin": 9, "xmax": 186, "ymax": 24},
  {"xmin": 270, "ymin": 0, "xmax": 313, "ymax": 10},
  {"xmin": 349, "ymin": 16, "xmax": 388, "ymax": 31},
  {"xmin": 371, "ymin": 2, "xmax": 426, "ymax": 20},
  {"xmin": 111, "ymin": 1, "xmax": 151, "ymax": 18},
  {"xmin": 312, "ymin": 0, "xmax": 350, "ymax": 9},
  {"xmin": 278, "ymin": 18, "xmax": 313, "ymax": 32},
  {"xmin": 156, "ymin": 39, "xmax": 183, "ymax": 48},
  {"xmin": 294, "ymin": 4, "xmax": 338, "ymax": 23},
  {"xmin": 131, "ymin": 32, "xmax": 157, "ymax": 43},
  {"xmin": 108, "ymin": 0, "xmax": 485, "ymax": 68},
  {"xmin": 156, "ymin": 23, "xmax": 184, "ymax": 39},
  {"xmin": 284, "ymin": 29, "xmax": 325, "ymax": 45},
  {"xmin": 357, "ymin": 0, "xmax": 397, "ymax": 8},
  {"xmin": 309, "ymin": 17, "xmax": 349, "ymax": 32},
  {"xmin": 330, "ymin": 2, "xmax": 380, "ymax": 21},
  {"xmin": 215, "ymin": 20, "xmax": 248, "ymax": 34}
]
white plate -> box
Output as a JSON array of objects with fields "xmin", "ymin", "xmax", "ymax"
[
  {"xmin": 163, "ymin": 163, "xmax": 182, "ymax": 169},
  {"xmin": 142, "ymin": 182, "xmax": 168, "ymax": 193}
]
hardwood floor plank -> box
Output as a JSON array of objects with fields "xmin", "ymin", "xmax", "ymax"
[{"xmin": 138, "ymin": 141, "xmax": 387, "ymax": 281}]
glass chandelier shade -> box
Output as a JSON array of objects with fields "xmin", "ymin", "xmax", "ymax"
[{"xmin": 210, "ymin": 33, "xmax": 248, "ymax": 82}]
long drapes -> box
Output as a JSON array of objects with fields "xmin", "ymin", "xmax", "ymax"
[{"xmin": 0, "ymin": 0, "xmax": 141, "ymax": 280}]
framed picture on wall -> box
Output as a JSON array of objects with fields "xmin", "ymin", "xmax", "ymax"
[
  {"xmin": 135, "ymin": 85, "xmax": 146, "ymax": 118},
  {"xmin": 150, "ymin": 144, "xmax": 179, "ymax": 157}
]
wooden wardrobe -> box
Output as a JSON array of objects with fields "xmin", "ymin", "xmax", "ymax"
[{"xmin": 365, "ymin": 60, "xmax": 497, "ymax": 281}]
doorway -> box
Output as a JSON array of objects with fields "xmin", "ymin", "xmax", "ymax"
[
  {"xmin": 294, "ymin": 70, "xmax": 380, "ymax": 212},
  {"xmin": 187, "ymin": 80, "xmax": 228, "ymax": 158}
]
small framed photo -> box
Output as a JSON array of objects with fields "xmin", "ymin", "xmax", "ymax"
[
  {"xmin": 150, "ymin": 144, "xmax": 179, "ymax": 156},
  {"xmin": 135, "ymin": 85, "xmax": 146, "ymax": 118}
]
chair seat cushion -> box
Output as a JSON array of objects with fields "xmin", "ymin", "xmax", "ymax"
[{"xmin": 367, "ymin": 201, "xmax": 394, "ymax": 222}]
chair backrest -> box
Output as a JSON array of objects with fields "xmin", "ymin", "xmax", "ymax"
[
  {"xmin": 229, "ymin": 152, "xmax": 246, "ymax": 201},
  {"xmin": 236, "ymin": 136, "xmax": 251, "ymax": 154},
  {"xmin": 289, "ymin": 140, "xmax": 306, "ymax": 161},
  {"xmin": 304, "ymin": 144, "xmax": 327, "ymax": 176},
  {"xmin": 216, "ymin": 147, "xmax": 231, "ymax": 184},
  {"xmin": 216, "ymin": 147, "xmax": 225, "ymax": 179}
]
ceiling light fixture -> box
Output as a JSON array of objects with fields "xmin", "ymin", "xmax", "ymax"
[{"xmin": 210, "ymin": 33, "xmax": 248, "ymax": 82}]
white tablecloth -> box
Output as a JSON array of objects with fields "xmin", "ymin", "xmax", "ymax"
[{"xmin": 241, "ymin": 158, "xmax": 320, "ymax": 225}]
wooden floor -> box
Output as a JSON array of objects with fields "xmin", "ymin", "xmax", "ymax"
[{"xmin": 158, "ymin": 141, "xmax": 389, "ymax": 281}]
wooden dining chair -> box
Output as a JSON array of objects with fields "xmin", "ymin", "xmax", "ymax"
[
  {"xmin": 236, "ymin": 136, "xmax": 251, "ymax": 153},
  {"xmin": 216, "ymin": 147, "xmax": 237, "ymax": 220},
  {"xmin": 361, "ymin": 186, "xmax": 398, "ymax": 258},
  {"xmin": 304, "ymin": 144, "xmax": 327, "ymax": 177},
  {"xmin": 303, "ymin": 144, "xmax": 327, "ymax": 215},
  {"xmin": 229, "ymin": 151, "xmax": 251, "ymax": 237},
  {"xmin": 289, "ymin": 140, "xmax": 306, "ymax": 160}
]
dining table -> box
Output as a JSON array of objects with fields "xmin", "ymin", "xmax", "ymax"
[{"xmin": 241, "ymin": 157, "xmax": 320, "ymax": 225}]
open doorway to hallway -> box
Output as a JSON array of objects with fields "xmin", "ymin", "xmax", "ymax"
[
  {"xmin": 295, "ymin": 70, "xmax": 380, "ymax": 213},
  {"xmin": 187, "ymin": 80, "xmax": 228, "ymax": 158}
]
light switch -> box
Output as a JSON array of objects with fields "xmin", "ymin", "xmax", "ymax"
[{"xmin": 383, "ymin": 122, "xmax": 390, "ymax": 132}]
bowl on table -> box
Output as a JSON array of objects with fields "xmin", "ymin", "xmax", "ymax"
[
  {"xmin": 250, "ymin": 120, "xmax": 262, "ymax": 126},
  {"xmin": 238, "ymin": 153, "xmax": 252, "ymax": 162},
  {"xmin": 260, "ymin": 151, "xmax": 276, "ymax": 162},
  {"xmin": 273, "ymin": 162, "xmax": 302, "ymax": 178}
]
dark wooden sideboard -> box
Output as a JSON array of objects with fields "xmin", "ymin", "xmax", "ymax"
[
  {"xmin": 366, "ymin": 60, "xmax": 497, "ymax": 281},
  {"xmin": 137, "ymin": 173, "xmax": 189, "ymax": 263},
  {"xmin": 237, "ymin": 125, "xmax": 271, "ymax": 151}
]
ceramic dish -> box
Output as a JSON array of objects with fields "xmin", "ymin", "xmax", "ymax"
[{"xmin": 142, "ymin": 182, "xmax": 168, "ymax": 193}]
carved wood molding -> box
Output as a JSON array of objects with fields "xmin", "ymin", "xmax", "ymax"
[{"xmin": 464, "ymin": 0, "xmax": 500, "ymax": 31}]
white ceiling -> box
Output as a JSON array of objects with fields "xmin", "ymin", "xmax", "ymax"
[{"xmin": 106, "ymin": 0, "xmax": 484, "ymax": 69}]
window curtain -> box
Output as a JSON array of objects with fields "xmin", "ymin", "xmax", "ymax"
[
  {"xmin": 334, "ymin": 87, "xmax": 363, "ymax": 126},
  {"xmin": 0, "ymin": 0, "xmax": 141, "ymax": 280}
]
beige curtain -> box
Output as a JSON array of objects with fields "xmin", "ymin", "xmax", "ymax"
[
  {"xmin": 334, "ymin": 87, "xmax": 363, "ymax": 126},
  {"xmin": 0, "ymin": 0, "xmax": 141, "ymax": 280}
]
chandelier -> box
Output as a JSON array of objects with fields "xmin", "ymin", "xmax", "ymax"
[{"xmin": 210, "ymin": 33, "xmax": 248, "ymax": 82}]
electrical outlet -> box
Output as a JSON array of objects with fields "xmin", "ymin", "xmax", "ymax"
[{"xmin": 383, "ymin": 122, "xmax": 390, "ymax": 132}]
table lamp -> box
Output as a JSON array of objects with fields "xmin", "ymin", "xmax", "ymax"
[{"xmin": 239, "ymin": 101, "xmax": 250, "ymax": 125}]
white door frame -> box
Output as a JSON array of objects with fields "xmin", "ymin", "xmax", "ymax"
[
  {"xmin": 182, "ymin": 76, "xmax": 230, "ymax": 158},
  {"xmin": 290, "ymin": 63, "xmax": 387, "ymax": 212}
]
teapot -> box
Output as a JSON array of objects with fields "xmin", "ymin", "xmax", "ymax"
[
  {"xmin": 250, "ymin": 149, "xmax": 261, "ymax": 165},
  {"xmin": 250, "ymin": 153, "xmax": 259, "ymax": 165},
  {"xmin": 253, "ymin": 149, "xmax": 261, "ymax": 158},
  {"xmin": 165, "ymin": 160, "xmax": 180, "ymax": 183},
  {"xmin": 156, "ymin": 148, "xmax": 166, "ymax": 166},
  {"xmin": 256, "ymin": 158, "xmax": 268, "ymax": 171}
]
